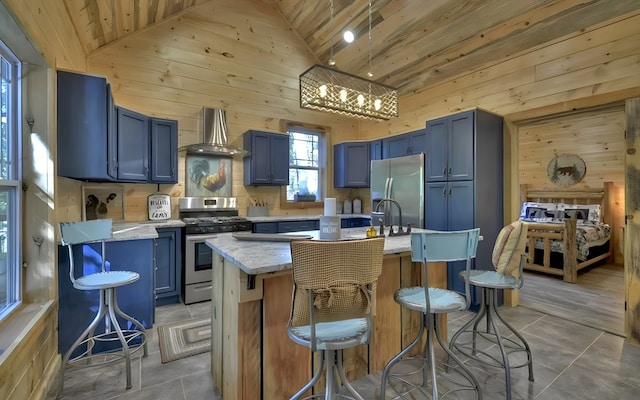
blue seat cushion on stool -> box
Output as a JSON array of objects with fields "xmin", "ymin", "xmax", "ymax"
[
  {"xmin": 395, "ymin": 286, "xmax": 466, "ymax": 314},
  {"xmin": 460, "ymin": 270, "xmax": 519, "ymax": 290},
  {"xmin": 73, "ymin": 270, "xmax": 140, "ymax": 291},
  {"xmin": 288, "ymin": 317, "xmax": 369, "ymax": 350}
]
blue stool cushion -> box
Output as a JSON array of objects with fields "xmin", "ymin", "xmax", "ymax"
[
  {"xmin": 461, "ymin": 270, "xmax": 519, "ymax": 289},
  {"xmin": 395, "ymin": 286, "xmax": 466, "ymax": 314},
  {"xmin": 73, "ymin": 270, "xmax": 140, "ymax": 291},
  {"xmin": 288, "ymin": 317, "xmax": 369, "ymax": 350}
]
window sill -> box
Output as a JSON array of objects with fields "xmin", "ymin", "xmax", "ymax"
[{"xmin": 0, "ymin": 300, "xmax": 55, "ymax": 364}]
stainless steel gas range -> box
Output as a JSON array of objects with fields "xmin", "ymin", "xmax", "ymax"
[{"xmin": 179, "ymin": 197, "xmax": 252, "ymax": 304}]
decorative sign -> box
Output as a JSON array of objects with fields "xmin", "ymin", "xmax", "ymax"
[
  {"xmin": 148, "ymin": 194, "xmax": 172, "ymax": 220},
  {"xmin": 547, "ymin": 153, "xmax": 587, "ymax": 187}
]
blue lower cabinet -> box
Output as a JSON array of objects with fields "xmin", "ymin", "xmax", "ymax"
[
  {"xmin": 253, "ymin": 222, "xmax": 278, "ymax": 233},
  {"xmin": 57, "ymin": 239, "xmax": 155, "ymax": 357},
  {"xmin": 341, "ymin": 218, "xmax": 369, "ymax": 228},
  {"xmin": 278, "ymin": 220, "xmax": 319, "ymax": 232},
  {"xmin": 155, "ymin": 228, "xmax": 182, "ymax": 306}
]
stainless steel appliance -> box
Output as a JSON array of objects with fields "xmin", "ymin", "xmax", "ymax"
[
  {"xmin": 180, "ymin": 197, "xmax": 252, "ymax": 304},
  {"xmin": 370, "ymin": 153, "xmax": 425, "ymax": 229}
]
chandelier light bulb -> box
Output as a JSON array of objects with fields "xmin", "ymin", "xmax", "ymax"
[
  {"xmin": 374, "ymin": 98, "xmax": 382, "ymax": 110},
  {"xmin": 343, "ymin": 31, "xmax": 354, "ymax": 43},
  {"xmin": 357, "ymin": 94, "xmax": 365, "ymax": 106},
  {"xmin": 340, "ymin": 89, "xmax": 348, "ymax": 102},
  {"xmin": 318, "ymin": 84, "xmax": 328, "ymax": 98}
]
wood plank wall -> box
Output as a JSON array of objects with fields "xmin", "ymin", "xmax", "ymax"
[{"xmin": 79, "ymin": 0, "xmax": 364, "ymax": 222}]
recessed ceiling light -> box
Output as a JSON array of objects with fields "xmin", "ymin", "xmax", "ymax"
[{"xmin": 343, "ymin": 31, "xmax": 354, "ymax": 43}]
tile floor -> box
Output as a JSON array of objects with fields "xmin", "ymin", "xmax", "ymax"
[{"xmin": 48, "ymin": 301, "xmax": 640, "ymax": 400}]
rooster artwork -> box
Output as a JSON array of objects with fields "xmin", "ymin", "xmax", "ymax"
[{"xmin": 187, "ymin": 157, "xmax": 231, "ymax": 196}]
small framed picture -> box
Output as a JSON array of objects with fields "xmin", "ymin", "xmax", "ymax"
[{"xmin": 81, "ymin": 184, "xmax": 125, "ymax": 221}]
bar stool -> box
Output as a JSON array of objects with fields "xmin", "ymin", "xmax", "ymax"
[
  {"xmin": 380, "ymin": 229, "xmax": 482, "ymax": 400},
  {"xmin": 287, "ymin": 236, "xmax": 385, "ymax": 400},
  {"xmin": 449, "ymin": 221, "xmax": 534, "ymax": 400},
  {"xmin": 57, "ymin": 219, "xmax": 148, "ymax": 399}
]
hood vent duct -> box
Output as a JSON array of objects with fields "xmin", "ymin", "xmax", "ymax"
[{"xmin": 183, "ymin": 108, "xmax": 245, "ymax": 156}]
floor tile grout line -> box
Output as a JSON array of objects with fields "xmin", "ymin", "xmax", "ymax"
[{"xmin": 532, "ymin": 331, "xmax": 604, "ymax": 399}]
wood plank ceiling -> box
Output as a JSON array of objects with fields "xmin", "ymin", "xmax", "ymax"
[{"xmin": 63, "ymin": 0, "xmax": 639, "ymax": 97}]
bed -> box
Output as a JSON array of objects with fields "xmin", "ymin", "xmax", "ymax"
[{"xmin": 519, "ymin": 182, "xmax": 614, "ymax": 283}]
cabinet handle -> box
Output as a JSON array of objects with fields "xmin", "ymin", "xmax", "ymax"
[
  {"xmin": 448, "ymin": 187, "xmax": 452, "ymax": 196},
  {"xmin": 448, "ymin": 167, "xmax": 452, "ymax": 175},
  {"xmin": 442, "ymin": 167, "xmax": 447, "ymax": 175},
  {"xmin": 144, "ymin": 166, "xmax": 149, "ymax": 176},
  {"xmin": 442, "ymin": 188, "xmax": 447, "ymax": 197}
]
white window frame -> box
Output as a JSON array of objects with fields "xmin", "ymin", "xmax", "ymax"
[
  {"xmin": 285, "ymin": 125, "xmax": 326, "ymax": 203},
  {"xmin": 0, "ymin": 38, "xmax": 22, "ymax": 321}
]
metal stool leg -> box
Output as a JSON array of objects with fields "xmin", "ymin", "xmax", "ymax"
[
  {"xmin": 290, "ymin": 351, "xmax": 326, "ymax": 400},
  {"xmin": 57, "ymin": 290, "xmax": 108, "ymax": 399},
  {"xmin": 106, "ymin": 288, "xmax": 133, "ymax": 390},
  {"xmin": 111, "ymin": 288, "xmax": 148, "ymax": 357},
  {"xmin": 336, "ymin": 349, "xmax": 364, "ymax": 400}
]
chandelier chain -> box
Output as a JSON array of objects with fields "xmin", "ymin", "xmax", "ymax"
[
  {"xmin": 368, "ymin": 0, "xmax": 372, "ymax": 77},
  {"xmin": 329, "ymin": 0, "xmax": 335, "ymax": 65}
]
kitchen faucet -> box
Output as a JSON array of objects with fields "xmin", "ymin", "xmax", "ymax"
[{"xmin": 374, "ymin": 199, "xmax": 409, "ymax": 236}]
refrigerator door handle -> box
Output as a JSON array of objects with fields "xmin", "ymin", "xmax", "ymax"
[
  {"xmin": 384, "ymin": 177, "xmax": 391, "ymax": 199},
  {"xmin": 387, "ymin": 178, "xmax": 394, "ymax": 198}
]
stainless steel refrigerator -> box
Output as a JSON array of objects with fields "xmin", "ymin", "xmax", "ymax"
[{"xmin": 370, "ymin": 153, "xmax": 424, "ymax": 229}]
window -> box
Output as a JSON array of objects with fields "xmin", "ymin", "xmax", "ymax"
[
  {"xmin": 0, "ymin": 40, "xmax": 21, "ymax": 319},
  {"xmin": 286, "ymin": 127, "xmax": 325, "ymax": 202}
]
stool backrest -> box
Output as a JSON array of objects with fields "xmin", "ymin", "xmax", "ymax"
[
  {"xmin": 288, "ymin": 237, "xmax": 385, "ymax": 348},
  {"xmin": 410, "ymin": 229, "xmax": 480, "ymax": 310},
  {"xmin": 59, "ymin": 219, "xmax": 113, "ymax": 284}
]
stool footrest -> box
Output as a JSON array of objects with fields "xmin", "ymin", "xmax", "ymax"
[{"xmin": 67, "ymin": 330, "xmax": 147, "ymax": 367}]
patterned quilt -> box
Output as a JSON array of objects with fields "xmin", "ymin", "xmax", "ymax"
[{"xmin": 525, "ymin": 220, "xmax": 611, "ymax": 261}]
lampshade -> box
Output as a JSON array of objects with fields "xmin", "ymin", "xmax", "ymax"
[{"xmin": 299, "ymin": 64, "xmax": 398, "ymax": 121}]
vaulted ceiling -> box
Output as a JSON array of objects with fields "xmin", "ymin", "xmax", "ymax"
[{"xmin": 63, "ymin": 0, "xmax": 639, "ymax": 97}]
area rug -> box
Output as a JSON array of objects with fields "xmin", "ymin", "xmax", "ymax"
[{"xmin": 158, "ymin": 318, "xmax": 211, "ymax": 363}]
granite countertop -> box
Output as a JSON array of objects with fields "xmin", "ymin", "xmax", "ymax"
[
  {"xmin": 205, "ymin": 227, "xmax": 420, "ymax": 275},
  {"xmin": 247, "ymin": 214, "xmax": 372, "ymax": 223},
  {"xmin": 109, "ymin": 219, "xmax": 185, "ymax": 241}
]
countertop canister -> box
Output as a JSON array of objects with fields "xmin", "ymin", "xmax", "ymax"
[{"xmin": 148, "ymin": 193, "xmax": 171, "ymax": 220}]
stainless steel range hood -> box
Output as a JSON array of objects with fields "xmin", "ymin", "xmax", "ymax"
[{"xmin": 182, "ymin": 107, "xmax": 245, "ymax": 156}]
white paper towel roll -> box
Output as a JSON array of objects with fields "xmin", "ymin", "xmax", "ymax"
[{"xmin": 324, "ymin": 198, "xmax": 336, "ymax": 216}]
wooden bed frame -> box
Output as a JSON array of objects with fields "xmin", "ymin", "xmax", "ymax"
[{"xmin": 519, "ymin": 182, "xmax": 614, "ymax": 283}]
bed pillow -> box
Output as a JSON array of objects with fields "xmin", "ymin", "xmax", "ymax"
[
  {"xmin": 558, "ymin": 204, "xmax": 601, "ymax": 222},
  {"xmin": 492, "ymin": 220, "xmax": 529, "ymax": 276},
  {"xmin": 519, "ymin": 202, "xmax": 559, "ymax": 220},
  {"xmin": 561, "ymin": 208, "xmax": 590, "ymax": 220}
]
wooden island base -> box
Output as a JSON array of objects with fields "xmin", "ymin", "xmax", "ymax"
[{"xmin": 211, "ymin": 252, "xmax": 446, "ymax": 400}]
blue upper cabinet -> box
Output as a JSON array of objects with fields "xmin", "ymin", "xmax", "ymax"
[
  {"xmin": 382, "ymin": 129, "xmax": 427, "ymax": 158},
  {"xmin": 57, "ymin": 70, "xmax": 117, "ymax": 181},
  {"xmin": 243, "ymin": 130, "xmax": 290, "ymax": 186},
  {"xmin": 334, "ymin": 141, "xmax": 370, "ymax": 188},
  {"xmin": 426, "ymin": 111, "xmax": 474, "ymax": 182},
  {"xmin": 370, "ymin": 139, "xmax": 383, "ymax": 161},
  {"xmin": 57, "ymin": 70, "xmax": 178, "ymax": 183},
  {"xmin": 150, "ymin": 118, "xmax": 178, "ymax": 183},
  {"xmin": 117, "ymin": 107, "xmax": 149, "ymax": 182},
  {"xmin": 117, "ymin": 107, "xmax": 179, "ymax": 183}
]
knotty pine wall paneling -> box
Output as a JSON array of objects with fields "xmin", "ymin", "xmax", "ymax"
[{"xmin": 84, "ymin": 0, "xmax": 361, "ymax": 221}]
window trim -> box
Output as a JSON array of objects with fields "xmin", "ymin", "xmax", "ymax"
[
  {"xmin": 0, "ymin": 38, "xmax": 23, "ymax": 321},
  {"xmin": 279, "ymin": 122, "xmax": 328, "ymax": 210}
]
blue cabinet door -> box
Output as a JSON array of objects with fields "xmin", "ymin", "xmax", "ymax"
[
  {"xmin": 117, "ymin": 107, "xmax": 150, "ymax": 182},
  {"xmin": 334, "ymin": 142, "xmax": 370, "ymax": 187},
  {"xmin": 278, "ymin": 220, "xmax": 319, "ymax": 232},
  {"xmin": 253, "ymin": 222, "xmax": 278, "ymax": 233},
  {"xmin": 370, "ymin": 139, "xmax": 383, "ymax": 161},
  {"xmin": 383, "ymin": 133, "xmax": 411, "ymax": 158},
  {"xmin": 425, "ymin": 182, "xmax": 448, "ymax": 231},
  {"xmin": 244, "ymin": 131, "xmax": 290, "ymax": 185},
  {"xmin": 151, "ymin": 119, "xmax": 178, "ymax": 183},
  {"xmin": 408, "ymin": 129, "xmax": 427, "ymax": 155},
  {"xmin": 449, "ymin": 111, "xmax": 474, "ymax": 181},
  {"xmin": 425, "ymin": 117, "xmax": 448, "ymax": 182},
  {"xmin": 426, "ymin": 111, "xmax": 474, "ymax": 182},
  {"xmin": 57, "ymin": 239, "xmax": 155, "ymax": 357},
  {"xmin": 270, "ymin": 133, "xmax": 290, "ymax": 185},
  {"xmin": 57, "ymin": 70, "xmax": 116, "ymax": 181},
  {"xmin": 155, "ymin": 228, "xmax": 182, "ymax": 306}
]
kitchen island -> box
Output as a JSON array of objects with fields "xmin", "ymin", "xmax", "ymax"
[{"xmin": 206, "ymin": 227, "xmax": 448, "ymax": 400}]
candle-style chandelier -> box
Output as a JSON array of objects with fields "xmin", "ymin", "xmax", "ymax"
[{"xmin": 299, "ymin": 0, "xmax": 398, "ymax": 121}]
